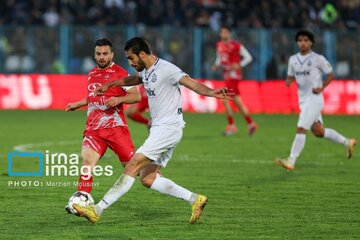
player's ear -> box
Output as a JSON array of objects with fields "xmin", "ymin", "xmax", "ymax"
[{"xmin": 139, "ymin": 51, "xmax": 146, "ymax": 60}]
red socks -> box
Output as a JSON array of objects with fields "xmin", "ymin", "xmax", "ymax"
[
  {"xmin": 227, "ymin": 116, "xmax": 234, "ymax": 125},
  {"xmin": 244, "ymin": 115, "xmax": 253, "ymax": 125},
  {"xmin": 130, "ymin": 112, "xmax": 150, "ymax": 125},
  {"xmin": 77, "ymin": 174, "xmax": 93, "ymax": 193}
]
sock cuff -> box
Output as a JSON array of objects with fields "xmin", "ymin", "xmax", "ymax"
[{"xmin": 150, "ymin": 174, "xmax": 162, "ymax": 190}]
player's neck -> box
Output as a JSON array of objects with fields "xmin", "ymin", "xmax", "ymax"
[
  {"xmin": 299, "ymin": 50, "xmax": 311, "ymax": 55},
  {"xmin": 97, "ymin": 62, "xmax": 113, "ymax": 69},
  {"xmin": 221, "ymin": 38, "xmax": 231, "ymax": 42},
  {"xmin": 145, "ymin": 55, "xmax": 157, "ymax": 70}
]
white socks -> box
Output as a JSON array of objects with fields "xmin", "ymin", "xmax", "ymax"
[
  {"xmin": 150, "ymin": 175, "xmax": 198, "ymax": 204},
  {"xmin": 324, "ymin": 128, "xmax": 349, "ymax": 146},
  {"xmin": 289, "ymin": 133, "xmax": 306, "ymax": 165},
  {"xmin": 96, "ymin": 174, "xmax": 135, "ymax": 214}
]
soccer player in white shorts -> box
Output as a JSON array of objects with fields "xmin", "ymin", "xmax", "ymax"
[
  {"xmin": 73, "ymin": 37, "xmax": 232, "ymax": 224},
  {"xmin": 275, "ymin": 30, "xmax": 356, "ymax": 171}
]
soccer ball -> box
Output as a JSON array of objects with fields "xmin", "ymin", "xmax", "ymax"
[{"xmin": 66, "ymin": 191, "xmax": 94, "ymax": 215}]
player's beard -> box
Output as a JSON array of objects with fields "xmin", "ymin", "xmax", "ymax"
[
  {"xmin": 97, "ymin": 59, "xmax": 111, "ymax": 69},
  {"xmin": 133, "ymin": 59, "xmax": 146, "ymax": 72}
]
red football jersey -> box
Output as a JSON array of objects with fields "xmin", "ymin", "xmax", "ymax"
[
  {"xmin": 85, "ymin": 62, "xmax": 129, "ymax": 131},
  {"xmin": 216, "ymin": 40, "xmax": 243, "ymax": 80}
]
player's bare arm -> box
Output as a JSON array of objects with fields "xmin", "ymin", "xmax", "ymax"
[
  {"xmin": 179, "ymin": 76, "xmax": 232, "ymax": 100},
  {"xmin": 95, "ymin": 75, "xmax": 143, "ymax": 96},
  {"xmin": 105, "ymin": 87, "xmax": 141, "ymax": 108},
  {"xmin": 286, "ymin": 76, "xmax": 295, "ymax": 87},
  {"xmin": 65, "ymin": 98, "xmax": 88, "ymax": 112},
  {"xmin": 313, "ymin": 72, "xmax": 334, "ymax": 94}
]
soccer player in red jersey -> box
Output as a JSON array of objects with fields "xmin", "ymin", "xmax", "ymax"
[
  {"xmin": 212, "ymin": 25, "xmax": 258, "ymax": 136},
  {"xmin": 124, "ymin": 85, "xmax": 150, "ymax": 128},
  {"xmin": 65, "ymin": 38, "xmax": 141, "ymax": 201}
]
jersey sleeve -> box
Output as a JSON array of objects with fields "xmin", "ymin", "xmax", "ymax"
[
  {"xmin": 240, "ymin": 45, "xmax": 252, "ymax": 67},
  {"xmin": 168, "ymin": 63, "xmax": 188, "ymax": 85},
  {"xmin": 287, "ymin": 57, "xmax": 294, "ymax": 76},
  {"xmin": 318, "ymin": 55, "xmax": 333, "ymax": 74}
]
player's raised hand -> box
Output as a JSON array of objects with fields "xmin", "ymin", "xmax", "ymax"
[
  {"xmin": 65, "ymin": 102, "xmax": 78, "ymax": 112},
  {"xmin": 95, "ymin": 84, "xmax": 109, "ymax": 96},
  {"xmin": 210, "ymin": 87, "xmax": 234, "ymax": 100},
  {"xmin": 105, "ymin": 97, "xmax": 122, "ymax": 108}
]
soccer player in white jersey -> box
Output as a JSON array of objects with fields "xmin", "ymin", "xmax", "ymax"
[
  {"xmin": 275, "ymin": 30, "xmax": 356, "ymax": 171},
  {"xmin": 73, "ymin": 37, "xmax": 231, "ymax": 224}
]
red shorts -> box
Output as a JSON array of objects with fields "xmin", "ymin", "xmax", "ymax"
[
  {"xmin": 137, "ymin": 96, "xmax": 149, "ymax": 112},
  {"xmin": 225, "ymin": 79, "xmax": 240, "ymax": 95},
  {"xmin": 82, "ymin": 126, "xmax": 135, "ymax": 162}
]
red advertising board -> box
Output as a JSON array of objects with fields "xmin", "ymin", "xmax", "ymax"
[{"xmin": 0, "ymin": 74, "xmax": 359, "ymax": 114}]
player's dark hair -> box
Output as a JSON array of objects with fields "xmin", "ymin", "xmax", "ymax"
[
  {"xmin": 124, "ymin": 37, "xmax": 151, "ymax": 55},
  {"xmin": 94, "ymin": 38, "xmax": 113, "ymax": 50},
  {"xmin": 220, "ymin": 24, "xmax": 232, "ymax": 32},
  {"xmin": 295, "ymin": 30, "xmax": 315, "ymax": 43}
]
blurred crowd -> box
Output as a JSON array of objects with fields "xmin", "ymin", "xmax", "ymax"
[{"xmin": 0, "ymin": 0, "xmax": 359, "ymax": 30}]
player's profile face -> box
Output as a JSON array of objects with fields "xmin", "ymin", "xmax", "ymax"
[
  {"xmin": 125, "ymin": 50, "xmax": 146, "ymax": 71},
  {"xmin": 94, "ymin": 45, "xmax": 113, "ymax": 69},
  {"xmin": 297, "ymin": 36, "xmax": 312, "ymax": 53}
]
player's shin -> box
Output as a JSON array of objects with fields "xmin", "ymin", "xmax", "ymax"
[
  {"xmin": 96, "ymin": 174, "xmax": 135, "ymax": 214},
  {"xmin": 289, "ymin": 133, "xmax": 306, "ymax": 165},
  {"xmin": 324, "ymin": 128, "xmax": 349, "ymax": 145},
  {"xmin": 150, "ymin": 175, "xmax": 198, "ymax": 204}
]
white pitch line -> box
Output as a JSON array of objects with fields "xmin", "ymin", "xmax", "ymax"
[
  {"xmin": 13, "ymin": 140, "xmax": 79, "ymax": 152},
  {"xmin": 175, "ymin": 154, "xmax": 347, "ymax": 166}
]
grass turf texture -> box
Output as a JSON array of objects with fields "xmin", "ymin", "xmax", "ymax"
[{"xmin": 0, "ymin": 110, "xmax": 359, "ymax": 239}]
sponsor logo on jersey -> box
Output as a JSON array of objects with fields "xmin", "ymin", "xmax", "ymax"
[
  {"xmin": 295, "ymin": 71, "xmax": 310, "ymax": 76},
  {"xmin": 146, "ymin": 88, "xmax": 156, "ymax": 96},
  {"xmin": 151, "ymin": 73, "xmax": 157, "ymax": 83},
  {"xmin": 88, "ymin": 83, "xmax": 101, "ymax": 91}
]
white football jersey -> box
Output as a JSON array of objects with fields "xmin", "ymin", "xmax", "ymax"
[
  {"xmin": 138, "ymin": 58, "xmax": 187, "ymax": 127},
  {"xmin": 287, "ymin": 51, "xmax": 333, "ymax": 104}
]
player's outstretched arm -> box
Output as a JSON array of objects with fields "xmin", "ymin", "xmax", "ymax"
[
  {"xmin": 65, "ymin": 98, "xmax": 88, "ymax": 112},
  {"xmin": 180, "ymin": 76, "xmax": 232, "ymax": 100},
  {"xmin": 105, "ymin": 87, "xmax": 141, "ymax": 108},
  {"xmin": 95, "ymin": 75, "xmax": 143, "ymax": 96}
]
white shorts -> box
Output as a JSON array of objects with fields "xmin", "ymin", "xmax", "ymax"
[
  {"xmin": 136, "ymin": 126, "xmax": 183, "ymax": 168},
  {"xmin": 297, "ymin": 102, "xmax": 323, "ymax": 130}
]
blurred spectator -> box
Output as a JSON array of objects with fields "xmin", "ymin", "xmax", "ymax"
[{"xmin": 0, "ymin": 0, "xmax": 358, "ymax": 29}]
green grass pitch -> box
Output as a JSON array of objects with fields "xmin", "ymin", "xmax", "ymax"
[{"xmin": 0, "ymin": 110, "xmax": 359, "ymax": 239}]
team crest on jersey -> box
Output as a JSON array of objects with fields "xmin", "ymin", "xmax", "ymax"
[
  {"xmin": 150, "ymin": 73, "xmax": 157, "ymax": 83},
  {"xmin": 105, "ymin": 74, "xmax": 110, "ymax": 80},
  {"xmin": 307, "ymin": 61, "xmax": 312, "ymax": 66}
]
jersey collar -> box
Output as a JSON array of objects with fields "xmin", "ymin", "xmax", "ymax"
[{"xmin": 296, "ymin": 52, "xmax": 313, "ymax": 65}]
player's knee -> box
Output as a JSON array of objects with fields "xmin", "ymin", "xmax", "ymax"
[
  {"xmin": 81, "ymin": 153, "xmax": 96, "ymax": 167},
  {"xmin": 312, "ymin": 129, "xmax": 324, "ymax": 138},
  {"xmin": 140, "ymin": 175, "xmax": 154, "ymax": 188},
  {"xmin": 296, "ymin": 127, "xmax": 307, "ymax": 134}
]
